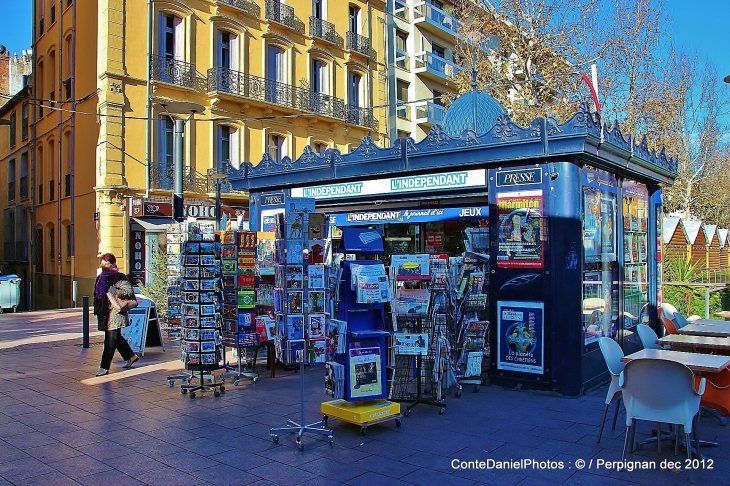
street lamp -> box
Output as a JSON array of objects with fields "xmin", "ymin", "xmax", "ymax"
[
  {"xmin": 153, "ymin": 101, "xmax": 205, "ymax": 222},
  {"xmin": 207, "ymin": 166, "xmax": 228, "ymax": 231}
]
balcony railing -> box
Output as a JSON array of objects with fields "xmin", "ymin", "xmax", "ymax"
[
  {"xmin": 207, "ymin": 67, "xmax": 377, "ymax": 129},
  {"xmin": 414, "ymin": 2, "xmax": 458, "ymax": 32},
  {"xmin": 396, "ymin": 104, "xmax": 411, "ymax": 120},
  {"xmin": 414, "ymin": 101, "xmax": 445, "ymax": 125},
  {"xmin": 19, "ymin": 176, "xmax": 28, "ymax": 200},
  {"xmin": 394, "ymin": 4, "xmax": 409, "ymax": 20},
  {"xmin": 346, "ymin": 31, "xmax": 370, "ymax": 56},
  {"xmin": 415, "ymin": 51, "xmax": 463, "ymax": 78},
  {"xmin": 218, "ymin": 0, "xmax": 252, "ymax": 15},
  {"xmin": 150, "ymin": 162, "xmax": 208, "ymax": 193},
  {"xmin": 395, "ymin": 49, "xmax": 410, "ymax": 70},
  {"xmin": 310, "ymin": 17, "xmax": 342, "ymax": 47},
  {"xmin": 265, "ymin": 0, "xmax": 304, "ymax": 33},
  {"xmin": 150, "ymin": 54, "xmax": 198, "ymax": 89}
]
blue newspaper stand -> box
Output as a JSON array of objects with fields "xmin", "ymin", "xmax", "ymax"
[{"xmin": 0, "ymin": 274, "xmax": 20, "ymax": 313}]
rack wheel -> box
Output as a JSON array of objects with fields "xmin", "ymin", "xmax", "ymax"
[
  {"xmin": 214, "ymin": 391, "xmax": 220, "ymax": 397},
  {"xmin": 189, "ymin": 392, "xmax": 196, "ymax": 399},
  {"xmin": 360, "ymin": 427, "xmax": 368, "ymax": 436},
  {"xmin": 220, "ymin": 385, "xmax": 225, "ymax": 393},
  {"xmin": 455, "ymin": 388, "xmax": 462, "ymax": 398},
  {"xmin": 322, "ymin": 415, "xmax": 328, "ymax": 425},
  {"xmin": 271, "ymin": 435, "xmax": 279, "ymax": 443},
  {"xmin": 298, "ymin": 442, "xmax": 304, "ymax": 451},
  {"xmin": 11, "ymin": 305, "xmax": 17, "ymax": 313},
  {"xmin": 473, "ymin": 385, "xmax": 480, "ymax": 393},
  {"xmin": 328, "ymin": 435, "xmax": 334, "ymax": 445},
  {"xmin": 0, "ymin": 307, "xmax": 3, "ymax": 314},
  {"xmin": 253, "ymin": 377, "xmax": 258, "ymax": 383},
  {"xmin": 168, "ymin": 380, "xmax": 174, "ymax": 386},
  {"xmin": 404, "ymin": 409, "xmax": 410, "ymax": 417},
  {"xmin": 439, "ymin": 407, "xmax": 446, "ymax": 414},
  {"xmin": 234, "ymin": 380, "xmax": 239, "ymax": 386},
  {"xmin": 181, "ymin": 388, "xmax": 187, "ymax": 394},
  {"xmin": 395, "ymin": 418, "xmax": 402, "ymax": 427}
]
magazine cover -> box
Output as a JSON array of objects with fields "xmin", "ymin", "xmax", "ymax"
[
  {"xmin": 326, "ymin": 319, "xmax": 347, "ymax": 357},
  {"xmin": 349, "ymin": 347, "xmax": 383, "ymax": 399},
  {"xmin": 287, "ymin": 339, "xmax": 307, "ymax": 363},
  {"xmin": 394, "ymin": 333, "xmax": 429, "ymax": 356},
  {"xmin": 255, "ymin": 314, "xmax": 277, "ymax": 342},
  {"xmin": 356, "ymin": 274, "xmax": 391, "ymax": 304},
  {"xmin": 390, "ymin": 254, "xmax": 431, "ymax": 279}
]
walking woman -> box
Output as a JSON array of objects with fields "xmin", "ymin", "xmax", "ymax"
[{"xmin": 93, "ymin": 253, "xmax": 139, "ymax": 376}]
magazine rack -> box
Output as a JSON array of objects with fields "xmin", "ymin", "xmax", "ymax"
[{"xmin": 320, "ymin": 228, "xmax": 402, "ymax": 435}]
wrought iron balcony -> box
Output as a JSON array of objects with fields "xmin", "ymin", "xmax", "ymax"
[
  {"xmin": 310, "ymin": 17, "xmax": 343, "ymax": 47},
  {"xmin": 265, "ymin": 0, "xmax": 305, "ymax": 33},
  {"xmin": 207, "ymin": 67, "xmax": 376, "ymax": 129},
  {"xmin": 150, "ymin": 54, "xmax": 198, "ymax": 89},
  {"xmin": 346, "ymin": 31, "xmax": 370, "ymax": 56},
  {"xmin": 150, "ymin": 162, "xmax": 208, "ymax": 193},
  {"xmin": 218, "ymin": 0, "xmax": 258, "ymax": 17}
]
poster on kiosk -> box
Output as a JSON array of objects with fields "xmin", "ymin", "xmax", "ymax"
[{"xmin": 497, "ymin": 301, "xmax": 545, "ymax": 374}]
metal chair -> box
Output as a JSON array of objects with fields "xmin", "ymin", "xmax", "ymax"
[
  {"xmin": 597, "ymin": 337, "xmax": 625, "ymax": 443},
  {"xmin": 620, "ymin": 358, "xmax": 706, "ymax": 483},
  {"xmin": 636, "ymin": 324, "xmax": 665, "ymax": 349}
]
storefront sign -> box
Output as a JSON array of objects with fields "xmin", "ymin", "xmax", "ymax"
[
  {"xmin": 260, "ymin": 192, "xmax": 285, "ymax": 206},
  {"xmin": 329, "ymin": 206, "xmax": 489, "ymax": 226},
  {"xmin": 496, "ymin": 191, "xmax": 544, "ymax": 268},
  {"xmin": 130, "ymin": 198, "xmax": 247, "ymax": 220},
  {"xmin": 497, "ymin": 301, "xmax": 544, "ymax": 374},
  {"xmin": 291, "ymin": 169, "xmax": 486, "ymax": 200},
  {"xmin": 129, "ymin": 229, "xmax": 146, "ymax": 285},
  {"xmin": 496, "ymin": 168, "xmax": 542, "ymax": 187}
]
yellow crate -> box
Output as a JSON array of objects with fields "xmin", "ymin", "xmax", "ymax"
[{"xmin": 321, "ymin": 399, "xmax": 401, "ymax": 426}]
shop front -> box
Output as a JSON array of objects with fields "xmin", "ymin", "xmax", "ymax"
[
  {"xmin": 228, "ymin": 95, "xmax": 677, "ymax": 396},
  {"xmin": 127, "ymin": 196, "xmax": 248, "ymax": 285}
]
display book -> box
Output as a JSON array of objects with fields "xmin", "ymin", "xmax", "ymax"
[{"xmin": 321, "ymin": 227, "xmax": 401, "ymax": 434}]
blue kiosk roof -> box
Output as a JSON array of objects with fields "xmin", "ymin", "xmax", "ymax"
[{"xmin": 227, "ymin": 95, "xmax": 678, "ymax": 193}]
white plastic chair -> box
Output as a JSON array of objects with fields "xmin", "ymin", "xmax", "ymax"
[
  {"xmin": 597, "ymin": 337, "xmax": 625, "ymax": 443},
  {"xmin": 620, "ymin": 358, "xmax": 706, "ymax": 482},
  {"xmin": 636, "ymin": 324, "xmax": 664, "ymax": 349}
]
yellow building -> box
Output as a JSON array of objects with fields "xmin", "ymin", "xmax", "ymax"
[{"xmin": 10, "ymin": 0, "xmax": 388, "ymax": 309}]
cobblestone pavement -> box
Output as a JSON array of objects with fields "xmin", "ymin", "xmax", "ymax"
[{"xmin": 1, "ymin": 309, "xmax": 728, "ymax": 485}]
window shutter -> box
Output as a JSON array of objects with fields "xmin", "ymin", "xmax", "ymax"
[{"xmin": 173, "ymin": 17, "xmax": 183, "ymax": 61}]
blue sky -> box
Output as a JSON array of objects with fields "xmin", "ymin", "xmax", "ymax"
[{"xmin": 0, "ymin": 0, "xmax": 728, "ymax": 79}]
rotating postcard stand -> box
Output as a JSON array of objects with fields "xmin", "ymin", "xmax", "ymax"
[
  {"xmin": 269, "ymin": 201, "xmax": 333, "ymax": 449},
  {"xmin": 320, "ymin": 228, "xmax": 402, "ymax": 435}
]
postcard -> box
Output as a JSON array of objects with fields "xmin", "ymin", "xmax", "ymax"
[
  {"xmin": 286, "ymin": 314, "xmax": 305, "ymax": 340},
  {"xmin": 307, "ymin": 313, "xmax": 326, "ymax": 339}
]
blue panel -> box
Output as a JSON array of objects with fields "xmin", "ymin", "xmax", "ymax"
[{"xmin": 339, "ymin": 228, "xmax": 384, "ymax": 254}]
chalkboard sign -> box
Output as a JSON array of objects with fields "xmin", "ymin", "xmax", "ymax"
[{"xmin": 122, "ymin": 306, "xmax": 165, "ymax": 356}]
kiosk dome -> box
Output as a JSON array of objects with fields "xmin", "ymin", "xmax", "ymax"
[{"xmin": 441, "ymin": 90, "xmax": 507, "ymax": 137}]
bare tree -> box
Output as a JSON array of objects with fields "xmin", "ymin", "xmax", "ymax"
[{"xmin": 451, "ymin": 0, "xmax": 600, "ymax": 126}]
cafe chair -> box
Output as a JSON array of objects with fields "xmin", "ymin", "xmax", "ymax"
[
  {"xmin": 636, "ymin": 324, "xmax": 666, "ymax": 350},
  {"xmin": 697, "ymin": 369, "xmax": 730, "ymax": 418},
  {"xmin": 662, "ymin": 316, "xmax": 679, "ymax": 336},
  {"xmin": 620, "ymin": 358, "xmax": 705, "ymax": 483},
  {"xmin": 597, "ymin": 337, "xmax": 625, "ymax": 443},
  {"xmin": 672, "ymin": 311, "xmax": 691, "ymax": 329}
]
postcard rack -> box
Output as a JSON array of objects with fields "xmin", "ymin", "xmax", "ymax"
[
  {"xmin": 268, "ymin": 199, "xmax": 333, "ymax": 449},
  {"xmin": 166, "ymin": 222, "xmax": 225, "ymax": 399}
]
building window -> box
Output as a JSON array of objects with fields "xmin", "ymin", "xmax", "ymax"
[
  {"xmin": 349, "ymin": 5, "xmax": 360, "ymax": 34},
  {"xmin": 397, "ymin": 80, "xmax": 409, "ymax": 119},
  {"xmin": 35, "ymin": 228, "xmax": 44, "ymax": 272},
  {"xmin": 432, "ymin": 43, "xmax": 445, "ymax": 58},
  {"xmin": 160, "ymin": 13, "xmax": 182, "ymax": 59},
  {"xmin": 311, "ymin": 60, "xmax": 326, "ymax": 93},
  {"xmin": 268, "ymin": 133, "xmax": 285, "ymax": 162},
  {"xmin": 348, "ymin": 72, "xmax": 362, "ymax": 124},
  {"xmin": 9, "ymin": 111, "xmax": 16, "ymax": 148},
  {"xmin": 49, "ymin": 225, "xmax": 55, "ymax": 260},
  {"xmin": 397, "ymin": 130, "xmax": 410, "ymax": 138},
  {"xmin": 218, "ymin": 31, "xmax": 231, "ymax": 69},
  {"xmin": 19, "ymin": 152, "xmax": 28, "ymax": 200},
  {"xmin": 266, "ymin": 45, "xmax": 286, "ymax": 103},
  {"xmin": 48, "ymin": 142, "xmax": 55, "ymax": 201},
  {"xmin": 21, "ymin": 103, "xmax": 29, "ymax": 140},
  {"xmin": 37, "ymin": 147, "xmax": 44, "ymax": 204},
  {"xmin": 7, "ymin": 159, "xmax": 15, "ymax": 202},
  {"xmin": 433, "ymin": 89, "xmax": 444, "ymax": 106},
  {"xmin": 312, "ymin": 141, "xmax": 328, "ymax": 155},
  {"xmin": 313, "ymin": 0, "xmax": 323, "ymax": 19},
  {"xmin": 217, "ymin": 124, "xmax": 239, "ymax": 167},
  {"xmin": 65, "ymin": 224, "xmax": 72, "ymax": 258}
]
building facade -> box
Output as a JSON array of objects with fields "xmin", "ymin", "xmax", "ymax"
[{"xmin": 14, "ymin": 0, "xmax": 389, "ymax": 309}]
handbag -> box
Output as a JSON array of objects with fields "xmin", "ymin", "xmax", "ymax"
[{"xmin": 108, "ymin": 280, "xmax": 139, "ymax": 316}]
